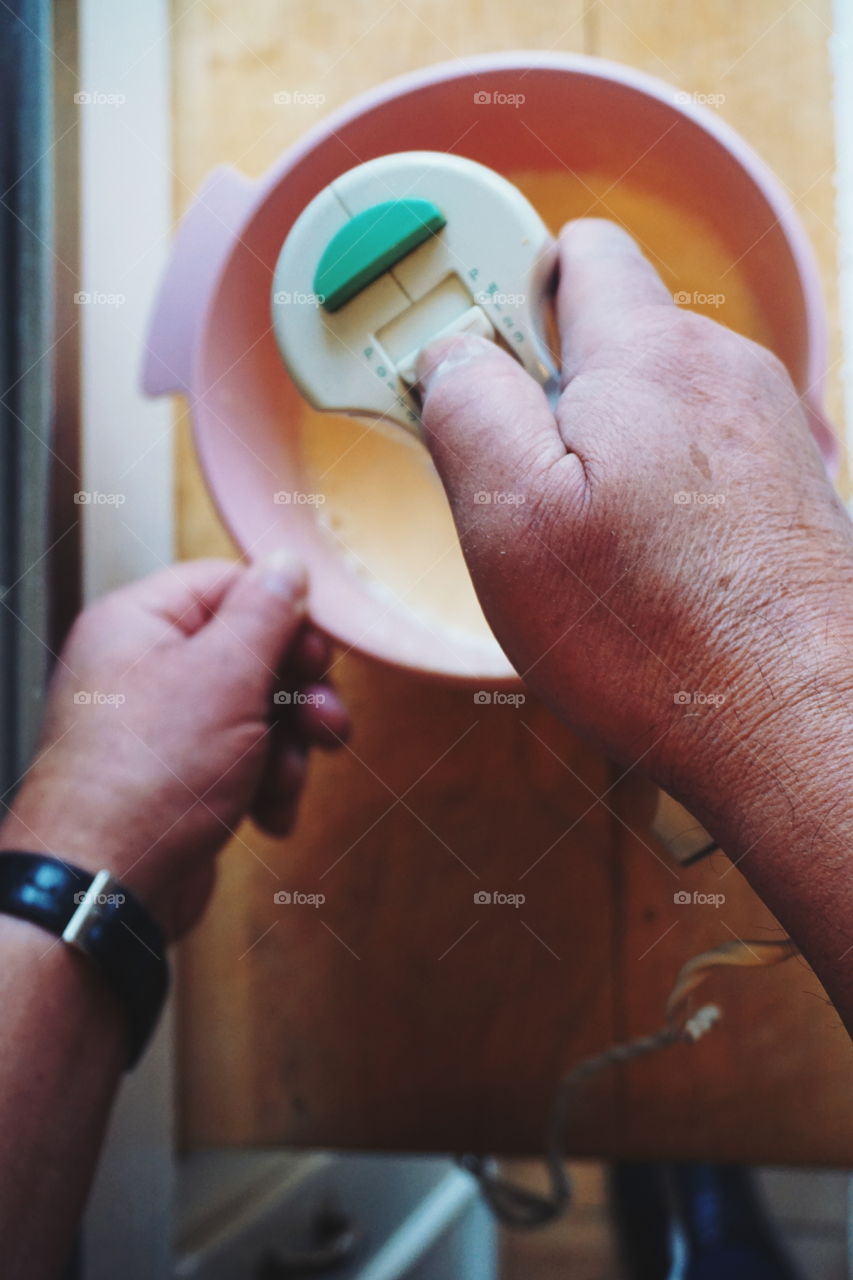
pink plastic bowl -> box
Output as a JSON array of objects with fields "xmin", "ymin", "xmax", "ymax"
[{"xmin": 143, "ymin": 51, "xmax": 836, "ymax": 682}]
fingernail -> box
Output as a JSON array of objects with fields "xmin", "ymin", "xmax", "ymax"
[
  {"xmin": 417, "ymin": 334, "xmax": 494, "ymax": 393},
  {"xmin": 255, "ymin": 549, "xmax": 308, "ymax": 603}
]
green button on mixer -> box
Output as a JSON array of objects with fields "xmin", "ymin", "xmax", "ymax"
[{"xmin": 314, "ymin": 198, "xmax": 447, "ymax": 312}]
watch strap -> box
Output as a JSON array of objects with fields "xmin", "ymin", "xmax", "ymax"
[{"xmin": 0, "ymin": 851, "xmax": 169, "ymax": 1068}]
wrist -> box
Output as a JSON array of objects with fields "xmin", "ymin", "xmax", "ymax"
[
  {"xmin": 0, "ymin": 766, "xmax": 128, "ymax": 868},
  {"xmin": 680, "ymin": 651, "xmax": 849, "ymax": 839},
  {"xmin": 667, "ymin": 573, "xmax": 852, "ymax": 808},
  {"xmin": 0, "ymin": 769, "xmax": 215, "ymax": 943},
  {"xmin": 0, "ymin": 907, "xmax": 128, "ymax": 1073},
  {"xmin": 0, "ymin": 851, "xmax": 171, "ymax": 1066},
  {"xmin": 0, "ymin": 780, "xmax": 172, "ymax": 937}
]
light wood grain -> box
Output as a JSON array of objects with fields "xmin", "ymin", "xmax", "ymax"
[{"xmin": 171, "ymin": 0, "xmax": 852, "ymax": 1159}]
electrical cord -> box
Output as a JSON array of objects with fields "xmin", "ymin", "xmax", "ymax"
[{"xmin": 460, "ymin": 937, "xmax": 798, "ymax": 1229}]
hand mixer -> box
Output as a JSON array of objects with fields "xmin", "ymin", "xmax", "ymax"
[{"xmin": 271, "ymin": 150, "xmax": 560, "ymax": 436}]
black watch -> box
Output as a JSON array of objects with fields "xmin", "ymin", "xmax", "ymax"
[{"xmin": 0, "ymin": 851, "xmax": 170, "ymax": 1068}]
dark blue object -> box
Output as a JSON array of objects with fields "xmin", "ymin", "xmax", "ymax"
[{"xmin": 610, "ymin": 1163, "xmax": 802, "ymax": 1280}]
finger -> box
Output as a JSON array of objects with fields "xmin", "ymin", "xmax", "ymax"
[
  {"xmin": 294, "ymin": 683, "xmax": 350, "ymax": 749},
  {"xmin": 287, "ymin": 626, "xmax": 333, "ymax": 682},
  {"xmin": 197, "ymin": 550, "xmax": 308, "ymax": 677},
  {"xmin": 110, "ymin": 559, "xmax": 242, "ymax": 636},
  {"xmin": 251, "ymin": 738, "xmax": 309, "ymax": 837},
  {"xmin": 417, "ymin": 333, "xmax": 564, "ymax": 521},
  {"xmin": 557, "ymin": 219, "xmax": 673, "ymax": 381}
]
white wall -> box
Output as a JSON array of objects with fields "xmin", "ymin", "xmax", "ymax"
[{"xmin": 76, "ymin": 2, "xmax": 175, "ymax": 1277}]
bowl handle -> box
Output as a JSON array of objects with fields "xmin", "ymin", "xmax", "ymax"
[{"xmin": 141, "ymin": 165, "xmax": 256, "ymax": 396}]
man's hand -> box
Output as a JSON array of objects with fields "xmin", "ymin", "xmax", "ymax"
[
  {"xmin": 0, "ymin": 554, "xmax": 349, "ymax": 939},
  {"xmin": 418, "ymin": 219, "xmax": 853, "ymax": 808}
]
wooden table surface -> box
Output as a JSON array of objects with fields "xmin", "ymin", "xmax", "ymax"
[{"xmin": 170, "ymin": 0, "xmax": 853, "ymax": 1162}]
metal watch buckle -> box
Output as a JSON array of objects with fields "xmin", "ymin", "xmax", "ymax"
[{"xmin": 62, "ymin": 868, "xmax": 126, "ymax": 953}]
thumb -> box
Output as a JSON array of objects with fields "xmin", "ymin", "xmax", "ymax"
[
  {"xmin": 417, "ymin": 334, "xmax": 563, "ymax": 519},
  {"xmin": 197, "ymin": 550, "xmax": 308, "ymax": 676}
]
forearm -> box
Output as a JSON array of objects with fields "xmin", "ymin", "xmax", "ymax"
[
  {"xmin": 675, "ymin": 621, "xmax": 853, "ymax": 1028},
  {"xmin": 0, "ymin": 909, "xmax": 126, "ymax": 1279}
]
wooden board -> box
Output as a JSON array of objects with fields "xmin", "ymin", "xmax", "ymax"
[{"xmin": 171, "ymin": 0, "xmax": 853, "ymax": 1160}]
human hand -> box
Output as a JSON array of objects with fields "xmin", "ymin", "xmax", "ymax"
[
  {"xmin": 418, "ymin": 218, "xmax": 853, "ymax": 815},
  {"xmin": 0, "ymin": 555, "xmax": 349, "ymax": 939}
]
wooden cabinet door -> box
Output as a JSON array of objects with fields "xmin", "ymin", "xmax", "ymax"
[{"xmin": 172, "ymin": 0, "xmax": 853, "ymax": 1162}]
